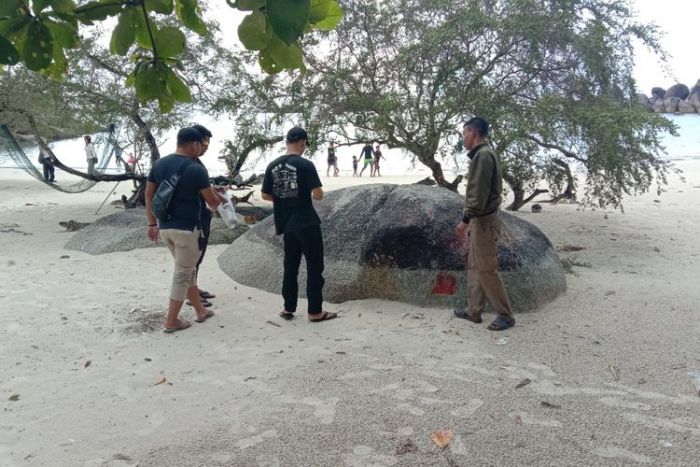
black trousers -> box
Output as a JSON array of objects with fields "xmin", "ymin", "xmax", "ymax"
[
  {"xmin": 283, "ymin": 225, "xmax": 325, "ymax": 314},
  {"xmin": 42, "ymin": 163, "xmax": 55, "ymax": 182},
  {"xmin": 196, "ymin": 213, "xmax": 212, "ymax": 269}
]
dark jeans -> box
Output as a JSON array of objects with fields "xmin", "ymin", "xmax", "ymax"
[
  {"xmin": 283, "ymin": 225, "xmax": 325, "ymax": 314},
  {"xmin": 42, "ymin": 163, "xmax": 55, "ymax": 182},
  {"xmin": 196, "ymin": 212, "xmax": 212, "ymax": 269}
]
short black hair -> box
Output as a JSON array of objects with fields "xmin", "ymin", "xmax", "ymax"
[
  {"xmin": 84, "ymin": 135, "xmax": 92, "ymax": 143},
  {"xmin": 177, "ymin": 127, "xmax": 204, "ymax": 146},
  {"xmin": 464, "ymin": 117, "xmax": 490, "ymax": 137},
  {"xmin": 191, "ymin": 124, "xmax": 212, "ymax": 139},
  {"xmin": 286, "ymin": 126, "xmax": 309, "ymax": 143}
]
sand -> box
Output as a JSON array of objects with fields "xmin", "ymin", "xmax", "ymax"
[{"xmin": 0, "ymin": 164, "xmax": 699, "ymax": 466}]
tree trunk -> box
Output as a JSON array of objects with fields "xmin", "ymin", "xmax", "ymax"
[
  {"xmin": 417, "ymin": 154, "xmax": 462, "ymax": 192},
  {"xmin": 225, "ymin": 135, "xmax": 284, "ymax": 178},
  {"xmin": 125, "ymin": 98, "xmax": 160, "ymax": 207},
  {"xmin": 502, "ymin": 170, "xmax": 548, "ymax": 211},
  {"xmin": 545, "ymin": 158, "xmax": 576, "ymax": 203}
]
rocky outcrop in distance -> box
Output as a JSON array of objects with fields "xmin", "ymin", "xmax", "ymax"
[{"xmin": 639, "ymin": 80, "xmax": 700, "ymax": 114}]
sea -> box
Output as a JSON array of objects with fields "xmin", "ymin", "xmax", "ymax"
[{"xmin": 1, "ymin": 114, "xmax": 699, "ymax": 180}]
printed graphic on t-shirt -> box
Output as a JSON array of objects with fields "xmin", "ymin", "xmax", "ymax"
[{"xmin": 271, "ymin": 163, "xmax": 298, "ymax": 199}]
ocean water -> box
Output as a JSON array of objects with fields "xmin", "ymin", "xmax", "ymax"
[{"xmin": 1, "ymin": 115, "xmax": 699, "ymax": 178}]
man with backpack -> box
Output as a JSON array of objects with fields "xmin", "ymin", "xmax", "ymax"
[{"xmin": 145, "ymin": 127, "xmax": 223, "ymax": 333}]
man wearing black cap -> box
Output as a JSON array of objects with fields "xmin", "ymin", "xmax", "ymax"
[{"xmin": 261, "ymin": 127, "xmax": 337, "ymax": 322}]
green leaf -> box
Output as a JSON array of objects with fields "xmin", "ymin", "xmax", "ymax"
[
  {"xmin": 75, "ymin": 1, "xmax": 124, "ymax": 22},
  {"xmin": 134, "ymin": 61, "xmax": 166, "ymax": 104},
  {"xmin": 133, "ymin": 10, "xmax": 154, "ymax": 48},
  {"xmin": 51, "ymin": 0, "xmax": 77, "ymax": 14},
  {"xmin": 44, "ymin": 40, "xmax": 67, "ymax": 79},
  {"xmin": 313, "ymin": 1, "xmax": 342, "ymax": 30},
  {"xmin": 0, "ymin": 0, "xmax": 23, "ymax": 18},
  {"xmin": 154, "ymin": 26, "xmax": 186, "ymax": 58},
  {"xmin": 158, "ymin": 92, "xmax": 176, "ymax": 113},
  {"xmin": 0, "ymin": 34, "xmax": 19, "ymax": 65},
  {"xmin": 238, "ymin": 11, "xmax": 271, "ymax": 51},
  {"xmin": 265, "ymin": 35, "xmax": 303, "ymax": 69},
  {"xmin": 165, "ymin": 66, "xmax": 191, "ymax": 102},
  {"xmin": 309, "ymin": 0, "xmax": 330, "ymax": 23},
  {"xmin": 258, "ymin": 49, "xmax": 282, "ymax": 74},
  {"xmin": 21, "ymin": 19, "xmax": 53, "ymax": 70},
  {"xmin": 33, "ymin": 0, "xmax": 54, "ymax": 15},
  {"xmin": 146, "ymin": 0, "xmax": 174, "ymax": 15},
  {"xmin": 45, "ymin": 20, "xmax": 79, "ymax": 48},
  {"xmin": 110, "ymin": 8, "xmax": 136, "ymax": 56},
  {"xmin": 236, "ymin": 0, "xmax": 265, "ymax": 10},
  {"xmin": 0, "ymin": 16, "xmax": 31, "ymax": 38},
  {"xmin": 266, "ymin": 0, "xmax": 310, "ymax": 46},
  {"xmin": 175, "ymin": 0, "xmax": 206, "ymax": 35}
]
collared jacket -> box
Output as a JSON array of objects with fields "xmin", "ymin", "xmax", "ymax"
[{"xmin": 463, "ymin": 143, "xmax": 503, "ymax": 223}]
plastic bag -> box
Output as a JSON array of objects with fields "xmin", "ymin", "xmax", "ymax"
[{"xmin": 217, "ymin": 193, "xmax": 239, "ymax": 229}]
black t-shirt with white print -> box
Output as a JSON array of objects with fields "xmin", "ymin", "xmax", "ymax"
[{"xmin": 262, "ymin": 154, "xmax": 323, "ymax": 235}]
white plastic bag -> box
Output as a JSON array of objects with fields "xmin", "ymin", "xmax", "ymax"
[{"xmin": 217, "ymin": 193, "xmax": 239, "ymax": 229}]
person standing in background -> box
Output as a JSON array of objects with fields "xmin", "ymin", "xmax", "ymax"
[
  {"xmin": 84, "ymin": 135, "xmax": 98, "ymax": 175},
  {"xmin": 326, "ymin": 142, "xmax": 339, "ymax": 177},
  {"xmin": 358, "ymin": 143, "xmax": 374, "ymax": 177},
  {"xmin": 372, "ymin": 143, "xmax": 384, "ymax": 177},
  {"xmin": 38, "ymin": 146, "xmax": 55, "ymax": 182}
]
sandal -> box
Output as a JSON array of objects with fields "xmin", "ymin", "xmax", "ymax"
[
  {"xmin": 163, "ymin": 319, "xmax": 191, "ymax": 333},
  {"xmin": 195, "ymin": 310, "xmax": 215, "ymax": 323},
  {"xmin": 199, "ymin": 290, "xmax": 216, "ymax": 299},
  {"xmin": 279, "ymin": 311, "xmax": 295, "ymax": 321},
  {"xmin": 187, "ymin": 299, "xmax": 212, "ymax": 308},
  {"xmin": 453, "ymin": 308, "xmax": 483, "ymax": 324},
  {"xmin": 308, "ymin": 311, "xmax": 338, "ymax": 322},
  {"xmin": 487, "ymin": 316, "xmax": 516, "ymax": 331}
]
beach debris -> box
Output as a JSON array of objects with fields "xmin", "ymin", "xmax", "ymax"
[
  {"xmin": 609, "ymin": 365, "xmax": 620, "ymax": 381},
  {"xmin": 144, "ymin": 358, "xmax": 152, "ymax": 362},
  {"xmin": 561, "ymin": 244, "xmax": 586, "ymax": 252},
  {"xmin": 335, "ymin": 351, "xmax": 347, "ymax": 355},
  {"xmin": 653, "ymin": 247, "xmax": 661, "ymax": 253},
  {"xmin": 688, "ymin": 371, "xmax": 700, "ymax": 396},
  {"xmin": 58, "ymin": 220, "xmax": 91, "ymax": 231},
  {"xmin": 531, "ymin": 204, "xmax": 542, "ymax": 213},
  {"xmin": 265, "ymin": 320, "xmax": 281, "ymax": 328},
  {"xmin": 604, "ymin": 290, "xmax": 616, "ymax": 297},
  {"xmin": 514, "ymin": 414, "xmax": 523, "ymax": 424},
  {"xmin": 659, "ymin": 440, "xmax": 673, "ymax": 448},
  {"xmin": 496, "ymin": 336, "xmax": 509, "ymax": 345},
  {"xmin": 60, "ymin": 255, "xmax": 70, "ymax": 259},
  {"xmin": 515, "ymin": 378, "xmax": 532, "ymax": 389},
  {"xmin": 540, "ymin": 401, "xmax": 561, "ymax": 409},
  {"xmin": 113, "ymin": 454, "xmax": 134, "ymax": 462},
  {"xmin": 244, "ymin": 376, "xmax": 256, "ymax": 382},
  {"xmin": 153, "ymin": 377, "xmax": 166, "ymax": 386},
  {"xmin": 430, "ymin": 429, "xmax": 453, "ymax": 449},
  {"xmin": 83, "ymin": 360, "xmax": 92, "ymax": 369},
  {"xmin": 432, "ymin": 273, "xmax": 457, "ymax": 295},
  {"xmin": 396, "ymin": 438, "xmax": 418, "ymax": 455},
  {"xmin": 8, "ymin": 394, "xmax": 20, "ymax": 402}
]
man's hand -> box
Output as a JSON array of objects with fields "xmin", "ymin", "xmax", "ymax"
[
  {"xmin": 456, "ymin": 221, "xmax": 470, "ymax": 239},
  {"xmin": 147, "ymin": 225, "xmax": 160, "ymax": 243}
]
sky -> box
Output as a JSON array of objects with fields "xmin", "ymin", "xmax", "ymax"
[{"xmin": 631, "ymin": 0, "xmax": 700, "ymax": 94}]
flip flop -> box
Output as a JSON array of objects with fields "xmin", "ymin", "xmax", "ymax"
[
  {"xmin": 308, "ymin": 311, "xmax": 338, "ymax": 322},
  {"xmin": 199, "ymin": 290, "xmax": 216, "ymax": 299},
  {"xmin": 453, "ymin": 308, "xmax": 483, "ymax": 324},
  {"xmin": 279, "ymin": 311, "xmax": 295, "ymax": 320},
  {"xmin": 186, "ymin": 299, "xmax": 212, "ymax": 308},
  {"xmin": 487, "ymin": 316, "xmax": 516, "ymax": 331},
  {"xmin": 195, "ymin": 310, "xmax": 215, "ymax": 323},
  {"xmin": 163, "ymin": 319, "xmax": 191, "ymax": 333}
]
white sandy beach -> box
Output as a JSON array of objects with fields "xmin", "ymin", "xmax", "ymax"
[{"xmin": 0, "ymin": 161, "xmax": 699, "ymax": 466}]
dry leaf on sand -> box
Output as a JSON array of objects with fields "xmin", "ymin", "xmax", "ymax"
[{"xmin": 431, "ymin": 429, "xmax": 453, "ymax": 449}]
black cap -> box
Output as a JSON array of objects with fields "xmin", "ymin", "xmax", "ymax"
[{"xmin": 286, "ymin": 126, "xmax": 309, "ymax": 143}]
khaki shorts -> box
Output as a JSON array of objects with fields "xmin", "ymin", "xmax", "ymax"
[{"xmin": 160, "ymin": 228, "xmax": 202, "ymax": 301}]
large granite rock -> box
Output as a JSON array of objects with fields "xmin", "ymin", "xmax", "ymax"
[
  {"xmin": 678, "ymin": 99, "xmax": 696, "ymax": 114},
  {"xmin": 664, "ymin": 96, "xmax": 681, "ymax": 113},
  {"xmin": 665, "ymin": 83, "xmax": 690, "ymax": 100},
  {"xmin": 218, "ymin": 185, "xmax": 567, "ymax": 312},
  {"xmin": 65, "ymin": 208, "xmax": 249, "ymax": 255},
  {"xmin": 688, "ymin": 92, "xmax": 700, "ymax": 112},
  {"xmin": 651, "ymin": 87, "xmax": 666, "ymax": 101}
]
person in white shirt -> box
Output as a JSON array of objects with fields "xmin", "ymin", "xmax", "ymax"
[{"xmin": 84, "ymin": 135, "xmax": 98, "ymax": 175}]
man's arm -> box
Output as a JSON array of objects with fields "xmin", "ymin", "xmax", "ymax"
[
  {"xmin": 201, "ymin": 187, "xmax": 223, "ymax": 209},
  {"xmin": 312, "ymin": 187, "xmax": 324, "ymax": 200},
  {"xmin": 145, "ymin": 181, "xmax": 159, "ymax": 242},
  {"xmin": 260, "ymin": 167, "xmax": 273, "ymax": 201}
]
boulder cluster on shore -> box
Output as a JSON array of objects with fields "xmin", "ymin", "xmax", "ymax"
[{"xmin": 637, "ymin": 79, "xmax": 700, "ymax": 114}]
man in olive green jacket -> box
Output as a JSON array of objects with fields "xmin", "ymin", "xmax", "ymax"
[{"xmin": 454, "ymin": 117, "xmax": 515, "ymax": 331}]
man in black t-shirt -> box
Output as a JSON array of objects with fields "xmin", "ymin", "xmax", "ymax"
[
  {"xmin": 145, "ymin": 127, "xmax": 223, "ymax": 333},
  {"xmin": 261, "ymin": 127, "xmax": 337, "ymax": 322},
  {"xmin": 358, "ymin": 143, "xmax": 374, "ymax": 177}
]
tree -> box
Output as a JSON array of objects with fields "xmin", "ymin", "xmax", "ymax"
[
  {"xmin": 0, "ymin": 0, "xmax": 343, "ymax": 110},
  {"xmin": 274, "ymin": 0, "xmax": 675, "ymax": 210}
]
